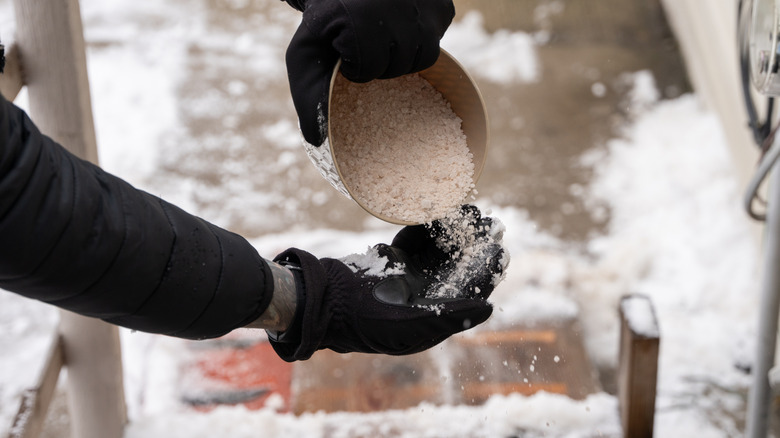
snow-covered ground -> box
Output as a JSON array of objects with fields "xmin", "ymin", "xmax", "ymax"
[{"xmin": 0, "ymin": 1, "xmax": 763, "ymax": 436}]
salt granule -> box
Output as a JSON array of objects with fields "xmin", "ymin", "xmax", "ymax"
[
  {"xmin": 330, "ymin": 73, "xmax": 475, "ymax": 223},
  {"xmin": 340, "ymin": 209, "xmax": 510, "ymax": 303},
  {"xmin": 425, "ymin": 210, "xmax": 510, "ymax": 300}
]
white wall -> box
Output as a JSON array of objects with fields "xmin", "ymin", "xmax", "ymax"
[{"xmin": 660, "ymin": 0, "xmax": 763, "ymax": 241}]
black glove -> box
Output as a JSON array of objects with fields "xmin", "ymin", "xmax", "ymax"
[
  {"xmin": 284, "ymin": 0, "xmax": 456, "ymax": 146},
  {"xmin": 268, "ymin": 206, "xmax": 507, "ymax": 362}
]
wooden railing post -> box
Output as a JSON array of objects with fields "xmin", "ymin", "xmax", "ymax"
[
  {"xmin": 618, "ymin": 294, "xmax": 661, "ymax": 438},
  {"xmin": 11, "ymin": 1, "xmax": 127, "ymax": 437}
]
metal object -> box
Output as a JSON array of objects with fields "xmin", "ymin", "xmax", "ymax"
[
  {"xmin": 740, "ymin": 0, "xmax": 780, "ymax": 436},
  {"xmin": 746, "ymin": 135, "xmax": 780, "ymax": 438},
  {"xmin": 741, "ymin": 0, "xmax": 776, "ymax": 146},
  {"xmin": 749, "ymin": 0, "xmax": 780, "ymax": 95}
]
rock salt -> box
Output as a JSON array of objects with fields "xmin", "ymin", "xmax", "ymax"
[
  {"xmin": 330, "ymin": 73, "xmax": 475, "ymax": 224},
  {"xmin": 424, "ymin": 209, "xmax": 510, "ymax": 300}
]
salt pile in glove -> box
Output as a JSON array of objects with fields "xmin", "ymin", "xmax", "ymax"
[{"xmin": 341, "ymin": 206, "xmax": 509, "ymax": 307}]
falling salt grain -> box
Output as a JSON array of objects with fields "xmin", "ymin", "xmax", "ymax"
[{"xmin": 331, "ymin": 73, "xmax": 475, "ymax": 223}]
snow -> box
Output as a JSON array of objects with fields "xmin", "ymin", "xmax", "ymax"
[
  {"xmin": 340, "ymin": 246, "xmax": 405, "ymax": 278},
  {"xmin": 442, "ymin": 11, "xmax": 540, "ymax": 84},
  {"xmin": 0, "ymin": 294, "xmax": 57, "ymax": 435},
  {"xmin": 0, "ymin": 1, "xmax": 763, "ymax": 437},
  {"xmin": 620, "ymin": 295, "xmax": 659, "ymax": 338},
  {"xmin": 123, "ymin": 392, "xmax": 621, "ymax": 438}
]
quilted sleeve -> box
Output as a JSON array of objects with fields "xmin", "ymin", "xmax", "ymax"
[{"xmin": 0, "ymin": 94, "xmax": 273, "ymax": 339}]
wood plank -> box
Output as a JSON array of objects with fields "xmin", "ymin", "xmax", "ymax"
[
  {"xmin": 457, "ymin": 329, "xmax": 557, "ymax": 345},
  {"xmin": 294, "ymin": 384, "xmax": 442, "ymax": 414},
  {"xmin": 13, "ymin": 0, "xmax": 99, "ymax": 162},
  {"xmin": 12, "ymin": 1, "xmax": 127, "ymax": 436},
  {"xmin": 292, "ymin": 320, "xmax": 601, "ymax": 414},
  {"xmin": 618, "ymin": 295, "xmax": 660, "ymax": 438},
  {"xmin": 292, "ymin": 350, "xmax": 445, "ymax": 414},
  {"xmin": 463, "ymin": 382, "xmax": 568, "ymax": 402},
  {"xmin": 7, "ymin": 336, "xmax": 64, "ymax": 438}
]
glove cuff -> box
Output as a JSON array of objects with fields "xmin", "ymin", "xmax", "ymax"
[
  {"xmin": 265, "ymin": 264, "xmax": 304, "ymax": 343},
  {"xmin": 269, "ymin": 247, "xmax": 328, "ymax": 361}
]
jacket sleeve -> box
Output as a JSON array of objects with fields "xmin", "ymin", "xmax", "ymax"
[{"xmin": 0, "ymin": 94, "xmax": 274, "ymax": 339}]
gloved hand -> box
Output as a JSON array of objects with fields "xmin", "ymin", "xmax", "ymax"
[
  {"xmin": 268, "ymin": 206, "xmax": 508, "ymax": 362},
  {"xmin": 283, "ymin": 0, "xmax": 456, "ymax": 146}
]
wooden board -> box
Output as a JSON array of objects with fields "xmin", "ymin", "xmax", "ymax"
[{"xmin": 292, "ymin": 319, "xmax": 601, "ymax": 414}]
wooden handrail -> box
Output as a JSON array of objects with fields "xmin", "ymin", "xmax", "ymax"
[
  {"xmin": 7, "ymin": 336, "xmax": 64, "ymax": 438},
  {"xmin": 11, "ymin": 1, "xmax": 128, "ymax": 437}
]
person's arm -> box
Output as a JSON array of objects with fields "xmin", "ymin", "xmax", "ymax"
[
  {"xmin": 0, "ymin": 95, "xmax": 506, "ymax": 357},
  {"xmin": 0, "ymin": 93, "xmax": 277, "ymax": 339},
  {"xmin": 0, "ymin": 0, "xmax": 507, "ymax": 354}
]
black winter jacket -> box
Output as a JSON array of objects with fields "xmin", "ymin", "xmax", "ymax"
[{"xmin": 0, "ymin": 94, "xmax": 274, "ymax": 339}]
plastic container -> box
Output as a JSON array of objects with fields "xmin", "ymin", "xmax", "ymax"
[{"xmin": 302, "ymin": 49, "xmax": 489, "ymax": 225}]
